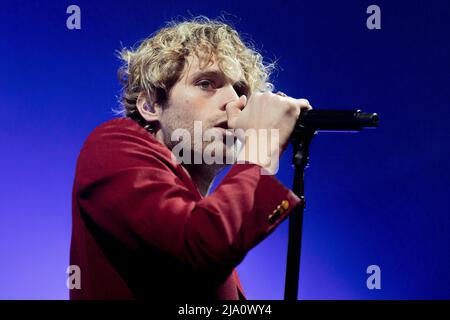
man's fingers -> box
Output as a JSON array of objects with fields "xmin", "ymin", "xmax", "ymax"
[
  {"xmin": 298, "ymin": 98, "xmax": 312, "ymax": 110},
  {"xmin": 226, "ymin": 95, "xmax": 247, "ymax": 128}
]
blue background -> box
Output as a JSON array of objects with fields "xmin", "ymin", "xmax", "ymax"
[{"xmin": 1, "ymin": 0, "xmax": 449, "ymax": 299}]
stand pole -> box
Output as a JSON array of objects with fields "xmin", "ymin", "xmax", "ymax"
[
  {"xmin": 283, "ymin": 109, "xmax": 378, "ymax": 300},
  {"xmin": 284, "ymin": 128, "xmax": 315, "ymax": 300}
]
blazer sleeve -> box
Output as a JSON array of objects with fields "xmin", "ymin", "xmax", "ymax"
[{"xmin": 74, "ymin": 120, "xmax": 302, "ymax": 274}]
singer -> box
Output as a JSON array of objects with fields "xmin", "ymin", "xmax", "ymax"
[{"xmin": 70, "ymin": 16, "xmax": 312, "ymax": 300}]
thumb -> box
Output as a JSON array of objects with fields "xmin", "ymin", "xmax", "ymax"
[{"xmin": 226, "ymin": 95, "xmax": 247, "ymax": 128}]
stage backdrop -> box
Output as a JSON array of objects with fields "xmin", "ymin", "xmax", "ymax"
[{"xmin": 1, "ymin": 0, "xmax": 449, "ymax": 299}]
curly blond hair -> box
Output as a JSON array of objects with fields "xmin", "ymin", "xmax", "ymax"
[{"xmin": 117, "ymin": 16, "xmax": 275, "ymax": 126}]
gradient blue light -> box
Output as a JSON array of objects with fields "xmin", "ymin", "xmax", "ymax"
[{"xmin": 1, "ymin": 0, "xmax": 449, "ymax": 299}]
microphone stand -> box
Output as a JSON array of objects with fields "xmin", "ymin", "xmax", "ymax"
[
  {"xmin": 284, "ymin": 125, "xmax": 316, "ymax": 301},
  {"xmin": 283, "ymin": 109, "xmax": 378, "ymax": 300}
]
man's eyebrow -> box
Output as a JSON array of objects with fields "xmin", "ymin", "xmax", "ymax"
[
  {"xmin": 190, "ymin": 70, "xmax": 226, "ymax": 80},
  {"xmin": 189, "ymin": 70, "xmax": 247, "ymax": 88}
]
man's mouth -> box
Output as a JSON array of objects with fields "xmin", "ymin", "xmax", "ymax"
[
  {"xmin": 214, "ymin": 120, "xmax": 228, "ymax": 130},
  {"xmin": 213, "ymin": 120, "xmax": 235, "ymax": 137}
]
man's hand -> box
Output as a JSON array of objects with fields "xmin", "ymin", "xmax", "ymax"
[{"xmin": 226, "ymin": 92, "xmax": 312, "ymax": 174}]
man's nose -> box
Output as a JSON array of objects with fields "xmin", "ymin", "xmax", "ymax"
[{"xmin": 218, "ymin": 84, "xmax": 240, "ymax": 110}]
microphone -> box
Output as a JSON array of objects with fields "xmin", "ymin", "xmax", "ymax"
[{"xmin": 296, "ymin": 109, "xmax": 379, "ymax": 132}]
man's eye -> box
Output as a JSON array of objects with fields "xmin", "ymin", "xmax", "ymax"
[
  {"xmin": 234, "ymin": 82, "xmax": 249, "ymax": 96},
  {"xmin": 197, "ymin": 80, "xmax": 214, "ymax": 90}
]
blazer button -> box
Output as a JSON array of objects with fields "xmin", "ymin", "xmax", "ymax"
[
  {"xmin": 268, "ymin": 200, "xmax": 290, "ymax": 224},
  {"xmin": 281, "ymin": 200, "xmax": 289, "ymax": 211},
  {"xmin": 268, "ymin": 208, "xmax": 282, "ymax": 225}
]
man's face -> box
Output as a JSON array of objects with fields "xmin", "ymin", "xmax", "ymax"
[{"xmin": 158, "ymin": 55, "xmax": 247, "ymax": 166}]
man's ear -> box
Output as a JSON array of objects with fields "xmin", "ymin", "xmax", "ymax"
[{"xmin": 136, "ymin": 92, "xmax": 161, "ymax": 122}]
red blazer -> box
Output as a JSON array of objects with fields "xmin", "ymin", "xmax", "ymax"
[{"xmin": 70, "ymin": 118, "xmax": 301, "ymax": 300}]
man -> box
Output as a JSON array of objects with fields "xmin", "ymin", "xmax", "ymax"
[{"xmin": 70, "ymin": 17, "xmax": 312, "ymax": 300}]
